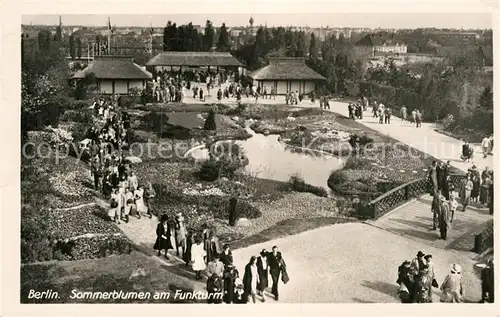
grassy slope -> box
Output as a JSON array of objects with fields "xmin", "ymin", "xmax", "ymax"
[{"xmin": 21, "ymin": 251, "xmax": 203, "ymax": 303}]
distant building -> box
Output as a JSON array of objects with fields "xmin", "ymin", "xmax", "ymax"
[
  {"xmin": 356, "ymin": 34, "xmax": 408, "ymax": 55},
  {"xmin": 72, "ymin": 56, "xmax": 152, "ymax": 94},
  {"xmin": 432, "ymin": 31, "xmax": 478, "ymax": 46},
  {"xmin": 248, "ymin": 57, "xmax": 326, "ymax": 95}
]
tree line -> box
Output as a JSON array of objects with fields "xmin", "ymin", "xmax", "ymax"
[{"xmin": 162, "ymin": 20, "xmax": 230, "ymax": 52}]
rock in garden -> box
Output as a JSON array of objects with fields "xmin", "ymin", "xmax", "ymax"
[
  {"xmin": 286, "ymin": 117, "xmax": 296, "ymax": 121},
  {"xmin": 236, "ymin": 218, "xmax": 252, "ymax": 227},
  {"xmin": 231, "ymin": 116, "xmax": 239, "ymax": 122}
]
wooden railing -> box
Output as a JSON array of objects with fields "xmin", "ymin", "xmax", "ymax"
[{"xmin": 360, "ymin": 173, "xmax": 465, "ymax": 220}]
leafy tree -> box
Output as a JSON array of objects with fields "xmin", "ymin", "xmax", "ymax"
[
  {"xmin": 203, "ymin": 20, "xmax": 215, "ymax": 51},
  {"xmin": 217, "ymin": 23, "xmax": 230, "ymax": 51},
  {"xmin": 37, "ymin": 29, "xmax": 52, "ymax": 51},
  {"xmin": 69, "ymin": 34, "xmax": 76, "ymax": 59},
  {"xmin": 309, "ymin": 33, "xmax": 318, "ymax": 58},
  {"xmin": 76, "ymin": 37, "xmax": 82, "ymax": 58}
]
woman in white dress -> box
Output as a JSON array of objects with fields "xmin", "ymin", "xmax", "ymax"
[
  {"xmin": 191, "ymin": 235, "xmax": 207, "ymax": 280},
  {"xmin": 134, "ymin": 185, "xmax": 147, "ymax": 219},
  {"xmin": 243, "ymin": 256, "xmax": 260, "ymax": 303},
  {"xmin": 122, "ymin": 187, "xmax": 134, "ymax": 223},
  {"xmin": 108, "ymin": 188, "xmax": 121, "ymax": 224}
]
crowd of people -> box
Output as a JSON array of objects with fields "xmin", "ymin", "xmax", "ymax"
[
  {"xmin": 86, "ymin": 98, "xmax": 155, "ymax": 224},
  {"xmin": 397, "ymin": 251, "xmax": 494, "ymax": 303},
  {"xmin": 427, "ymin": 160, "xmax": 493, "ymax": 239},
  {"xmin": 154, "ymin": 217, "xmax": 289, "ymax": 304}
]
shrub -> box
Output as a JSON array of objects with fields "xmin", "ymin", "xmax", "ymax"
[
  {"xmin": 71, "ymin": 122, "xmax": 88, "ymax": 141},
  {"xmin": 289, "ymin": 175, "xmax": 329, "ymax": 197},
  {"xmin": 204, "ymin": 109, "xmax": 217, "ymax": 131},
  {"xmin": 327, "ymin": 170, "xmax": 349, "ymax": 190},
  {"xmin": 118, "ymin": 95, "xmax": 137, "ymax": 108},
  {"xmin": 342, "ymin": 157, "xmax": 373, "ymax": 170}
]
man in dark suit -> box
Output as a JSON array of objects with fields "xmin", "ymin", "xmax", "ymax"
[
  {"xmin": 219, "ymin": 244, "xmax": 233, "ymax": 268},
  {"xmin": 256, "ymin": 249, "xmax": 269, "ymax": 302},
  {"xmin": 481, "ymin": 259, "xmax": 494, "ymax": 303},
  {"xmin": 268, "ymin": 246, "xmax": 285, "ymax": 301}
]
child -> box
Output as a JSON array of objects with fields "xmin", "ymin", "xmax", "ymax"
[{"xmin": 449, "ymin": 194, "xmax": 458, "ymax": 223}]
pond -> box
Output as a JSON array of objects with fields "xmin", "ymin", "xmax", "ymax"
[{"xmin": 188, "ymin": 126, "xmax": 344, "ymax": 190}]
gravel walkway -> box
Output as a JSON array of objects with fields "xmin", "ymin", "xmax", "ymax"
[{"xmin": 232, "ymin": 222, "xmax": 483, "ymax": 303}]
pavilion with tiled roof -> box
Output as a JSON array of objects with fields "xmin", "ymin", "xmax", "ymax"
[
  {"xmin": 146, "ymin": 51, "xmax": 243, "ymax": 73},
  {"xmin": 72, "ymin": 55, "xmax": 152, "ymax": 94},
  {"xmin": 248, "ymin": 57, "xmax": 326, "ymax": 95}
]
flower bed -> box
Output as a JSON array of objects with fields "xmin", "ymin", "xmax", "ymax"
[
  {"xmin": 53, "ymin": 233, "xmax": 132, "ymax": 261},
  {"xmin": 46, "ymin": 205, "xmax": 121, "ymax": 239},
  {"xmin": 152, "ymin": 184, "xmax": 262, "ymax": 229}
]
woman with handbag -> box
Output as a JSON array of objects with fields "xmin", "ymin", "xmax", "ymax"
[{"xmin": 424, "ymin": 255, "xmax": 438, "ymax": 302}]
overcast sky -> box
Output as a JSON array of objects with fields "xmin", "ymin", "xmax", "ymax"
[{"xmin": 22, "ymin": 12, "xmax": 493, "ymax": 29}]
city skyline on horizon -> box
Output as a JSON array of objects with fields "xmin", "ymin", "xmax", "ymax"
[{"xmin": 22, "ymin": 13, "xmax": 493, "ymax": 30}]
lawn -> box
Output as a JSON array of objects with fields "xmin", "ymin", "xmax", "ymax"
[{"xmin": 20, "ymin": 251, "xmax": 204, "ymax": 303}]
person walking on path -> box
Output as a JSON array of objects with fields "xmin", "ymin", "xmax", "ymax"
[
  {"xmin": 440, "ymin": 264, "xmax": 464, "ymax": 303},
  {"xmin": 459, "ymin": 174, "xmax": 473, "ymax": 211},
  {"xmin": 431, "ymin": 194, "xmax": 441, "ymax": 231},
  {"xmin": 384, "ymin": 108, "xmax": 392, "ymax": 124},
  {"xmin": 190, "ymin": 234, "xmax": 207, "ymax": 280},
  {"xmin": 415, "ymin": 110, "xmax": 422, "ymax": 128},
  {"xmin": 482, "ymin": 136, "xmax": 491, "ymax": 158},
  {"xmin": 410, "ymin": 251, "xmax": 427, "ymax": 278},
  {"xmin": 428, "ymin": 161, "xmax": 439, "ymax": 196},
  {"xmin": 439, "ymin": 194, "xmax": 452, "ymax": 240},
  {"xmin": 480, "ymin": 168, "xmax": 492, "ymax": 206},
  {"xmin": 488, "ymin": 134, "xmax": 494, "ymax": 155},
  {"xmin": 471, "ymin": 165, "xmax": 481, "ymax": 204},
  {"xmin": 423, "ymin": 255, "xmax": 437, "ymax": 302},
  {"xmin": 207, "ymin": 253, "xmax": 225, "ymax": 278},
  {"xmin": 219, "ymin": 244, "xmax": 234, "ymax": 268},
  {"xmin": 243, "ymin": 256, "xmax": 260, "ymax": 303},
  {"xmin": 256, "ymin": 249, "xmax": 270, "ymax": 301},
  {"xmin": 411, "ymin": 109, "xmax": 417, "ymax": 124},
  {"xmin": 175, "ymin": 213, "xmax": 187, "ymax": 258},
  {"xmin": 207, "ymin": 273, "xmax": 223, "ymax": 304},
  {"xmin": 400, "ymin": 105, "xmax": 407, "ymax": 122},
  {"xmin": 397, "ymin": 260, "xmax": 414, "ymax": 303},
  {"xmin": 153, "ymin": 215, "xmax": 169, "ymax": 258},
  {"xmin": 413, "ymin": 265, "xmax": 432, "ymax": 303},
  {"xmin": 449, "ymin": 193, "xmax": 458, "ymax": 223},
  {"xmin": 268, "ymin": 246, "xmax": 287, "ymax": 301},
  {"xmin": 481, "ymin": 259, "xmax": 494, "ymax": 303}
]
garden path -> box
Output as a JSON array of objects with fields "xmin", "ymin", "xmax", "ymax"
[{"xmin": 230, "ymin": 222, "xmax": 484, "ymax": 303}]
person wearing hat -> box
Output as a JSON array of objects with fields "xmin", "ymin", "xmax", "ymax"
[
  {"xmin": 219, "ymin": 244, "xmax": 233, "ymax": 268},
  {"xmin": 440, "ymin": 264, "xmax": 464, "ymax": 303},
  {"xmin": 481, "ymin": 259, "xmax": 494, "ymax": 303},
  {"xmin": 411, "ymin": 251, "xmax": 427, "ymax": 277},
  {"xmin": 207, "ymin": 253, "xmax": 225, "ymax": 279},
  {"xmin": 397, "ymin": 260, "xmax": 414, "ymax": 303},
  {"xmin": 153, "ymin": 215, "xmax": 170, "ymax": 258},
  {"xmin": 413, "ymin": 265, "xmax": 432, "ymax": 303}
]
